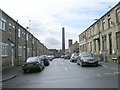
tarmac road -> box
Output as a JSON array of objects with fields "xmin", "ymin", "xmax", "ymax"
[{"xmin": 2, "ymin": 58, "xmax": 119, "ymax": 88}]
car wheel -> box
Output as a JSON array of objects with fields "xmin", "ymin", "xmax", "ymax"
[
  {"xmin": 41, "ymin": 63, "xmax": 44, "ymax": 70},
  {"xmin": 38, "ymin": 66, "xmax": 42, "ymax": 72},
  {"xmin": 45, "ymin": 62, "xmax": 49, "ymax": 66},
  {"xmin": 23, "ymin": 70, "xmax": 27, "ymax": 73},
  {"xmin": 95, "ymin": 64, "xmax": 98, "ymax": 67},
  {"xmin": 42, "ymin": 66, "xmax": 44, "ymax": 70},
  {"xmin": 80, "ymin": 61, "xmax": 83, "ymax": 67},
  {"xmin": 77, "ymin": 60, "xmax": 80, "ymax": 65}
]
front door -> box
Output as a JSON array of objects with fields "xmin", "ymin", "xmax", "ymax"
[
  {"xmin": 11, "ymin": 43, "xmax": 15, "ymax": 66},
  {"xmin": 12, "ymin": 47, "xmax": 14, "ymax": 66},
  {"xmin": 109, "ymin": 33, "xmax": 112, "ymax": 55}
]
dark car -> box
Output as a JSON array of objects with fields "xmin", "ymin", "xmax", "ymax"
[
  {"xmin": 40, "ymin": 55, "xmax": 50, "ymax": 66},
  {"xmin": 77, "ymin": 52, "xmax": 98, "ymax": 67},
  {"xmin": 22, "ymin": 56, "xmax": 44, "ymax": 73}
]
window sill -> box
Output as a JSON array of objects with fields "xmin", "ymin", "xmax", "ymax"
[{"xmin": 1, "ymin": 55, "xmax": 8, "ymax": 57}]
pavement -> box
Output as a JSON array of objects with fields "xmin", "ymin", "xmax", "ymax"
[
  {"xmin": 99, "ymin": 60, "xmax": 119, "ymax": 68},
  {"xmin": 0, "ymin": 66, "xmax": 22, "ymax": 82},
  {"xmin": 0, "ymin": 60, "xmax": 119, "ymax": 83}
]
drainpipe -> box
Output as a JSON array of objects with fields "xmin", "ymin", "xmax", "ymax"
[{"xmin": 15, "ymin": 20, "xmax": 18, "ymax": 65}]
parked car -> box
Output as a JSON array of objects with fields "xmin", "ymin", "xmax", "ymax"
[
  {"xmin": 40, "ymin": 55, "xmax": 50, "ymax": 66},
  {"xmin": 22, "ymin": 56, "xmax": 44, "ymax": 73},
  {"xmin": 61, "ymin": 55, "xmax": 65, "ymax": 58},
  {"xmin": 64, "ymin": 54, "xmax": 71, "ymax": 59},
  {"xmin": 77, "ymin": 52, "xmax": 98, "ymax": 67},
  {"xmin": 47, "ymin": 55, "xmax": 54, "ymax": 61},
  {"xmin": 70, "ymin": 53, "xmax": 79, "ymax": 62}
]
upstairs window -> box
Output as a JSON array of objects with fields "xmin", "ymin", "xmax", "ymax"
[
  {"xmin": 93, "ymin": 26, "xmax": 95, "ymax": 35},
  {"xmin": 116, "ymin": 7, "xmax": 120, "ymax": 23},
  {"xmin": 32, "ymin": 38, "xmax": 34, "ymax": 44},
  {"xmin": 9, "ymin": 23, "xmax": 12, "ymax": 33},
  {"xmin": 26, "ymin": 33, "xmax": 28, "ymax": 41},
  {"xmin": 0, "ymin": 19, "xmax": 6, "ymax": 30},
  {"xmin": 102, "ymin": 19, "xmax": 105, "ymax": 31},
  {"xmin": 117, "ymin": 11, "xmax": 120, "ymax": 23},
  {"xmin": 90, "ymin": 29, "xmax": 91, "ymax": 37},
  {"xmin": 97, "ymin": 21, "xmax": 100, "ymax": 33},
  {"xmin": 18, "ymin": 29, "xmax": 21, "ymax": 37},
  {"xmin": 108, "ymin": 15, "xmax": 112, "ymax": 28},
  {"xmin": 13, "ymin": 25, "xmax": 15, "ymax": 29}
]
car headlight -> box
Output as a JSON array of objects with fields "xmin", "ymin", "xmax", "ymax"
[
  {"xmin": 95, "ymin": 59, "xmax": 98, "ymax": 61},
  {"xmin": 35, "ymin": 62, "xmax": 39, "ymax": 65},
  {"xmin": 22, "ymin": 64, "xmax": 25, "ymax": 67}
]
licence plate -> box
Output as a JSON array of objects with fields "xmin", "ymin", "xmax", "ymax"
[
  {"xmin": 27, "ymin": 64, "xmax": 33, "ymax": 66},
  {"xmin": 89, "ymin": 61, "xmax": 95, "ymax": 63}
]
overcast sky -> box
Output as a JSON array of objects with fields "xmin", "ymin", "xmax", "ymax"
[{"xmin": 0, "ymin": 0, "xmax": 119, "ymax": 49}]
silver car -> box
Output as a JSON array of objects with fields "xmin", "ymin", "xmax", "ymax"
[
  {"xmin": 77, "ymin": 52, "xmax": 98, "ymax": 67},
  {"xmin": 70, "ymin": 53, "xmax": 79, "ymax": 62}
]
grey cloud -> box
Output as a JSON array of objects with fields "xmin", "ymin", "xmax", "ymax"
[{"xmin": 45, "ymin": 37, "xmax": 61, "ymax": 49}]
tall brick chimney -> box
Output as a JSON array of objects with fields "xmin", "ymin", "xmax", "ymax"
[{"xmin": 62, "ymin": 27, "xmax": 65, "ymax": 52}]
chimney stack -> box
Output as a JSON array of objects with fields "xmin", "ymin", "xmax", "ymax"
[
  {"xmin": 68, "ymin": 39, "xmax": 72, "ymax": 47},
  {"xmin": 62, "ymin": 27, "xmax": 65, "ymax": 52}
]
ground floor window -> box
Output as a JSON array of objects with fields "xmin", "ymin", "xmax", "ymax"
[
  {"xmin": 18, "ymin": 46, "xmax": 22, "ymax": 56},
  {"xmin": 94, "ymin": 40, "xmax": 96, "ymax": 51},
  {"xmin": 90, "ymin": 42, "xmax": 92, "ymax": 52},
  {"xmin": 102, "ymin": 35, "xmax": 107, "ymax": 52},
  {"xmin": 0, "ymin": 43, "xmax": 8, "ymax": 57},
  {"xmin": 116, "ymin": 31, "xmax": 120, "ymax": 50}
]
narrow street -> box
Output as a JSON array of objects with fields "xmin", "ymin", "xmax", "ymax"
[{"xmin": 3, "ymin": 58, "xmax": 118, "ymax": 88}]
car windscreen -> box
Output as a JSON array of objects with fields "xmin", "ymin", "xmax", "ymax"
[
  {"xmin": 26, "ymin": 57, "xmax": 38, "ymax": 62},
  {"xmin": 81, "ymin": 53, "xmax": 92, "ymax": 57},
  {"xmin": 39, "ymin": 56, "xmax": 45, "ymax": 60}
]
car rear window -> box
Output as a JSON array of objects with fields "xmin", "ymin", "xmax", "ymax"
[
  {"xmin": 81, "ymin": 53, "xmax": 92, "ymax": 57},
  {"xmin": 26, "ymin": 57, "xmax": 38, "ymax": 62}
]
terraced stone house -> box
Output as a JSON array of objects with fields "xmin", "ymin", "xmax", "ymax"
[
  {"xmin": 0, "ymin": 9, "xmax": 49, "ymax": 69},
  {"xmin": 79, "ymin": 2, "xmax": 120, "ymax": 60}
]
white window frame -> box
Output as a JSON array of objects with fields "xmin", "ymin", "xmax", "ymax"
[
  {"xmin": 9, "ymin": 23, "xmax": 11, "ymax": 27},
  {"xmin": 1, "ymin": 43, "xmax": 8, "ymax": 57},
  {"xmin": 18, "ymin": 29, "xmax": 21, "ymax": 37},
  {"xmin": 13, "ymin": 25, "xmax": 15, "ymax": 29},
  {"xmin": 102, "ymin": 19, "xmax": 105, "ymax": 31},
  {"xmin": 1, "ymin": 19, "xmax": 6, "ymax": 31},
  {"xmin": 26, "ymin": 33, "xmax": 28, "ymax": 41}
]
